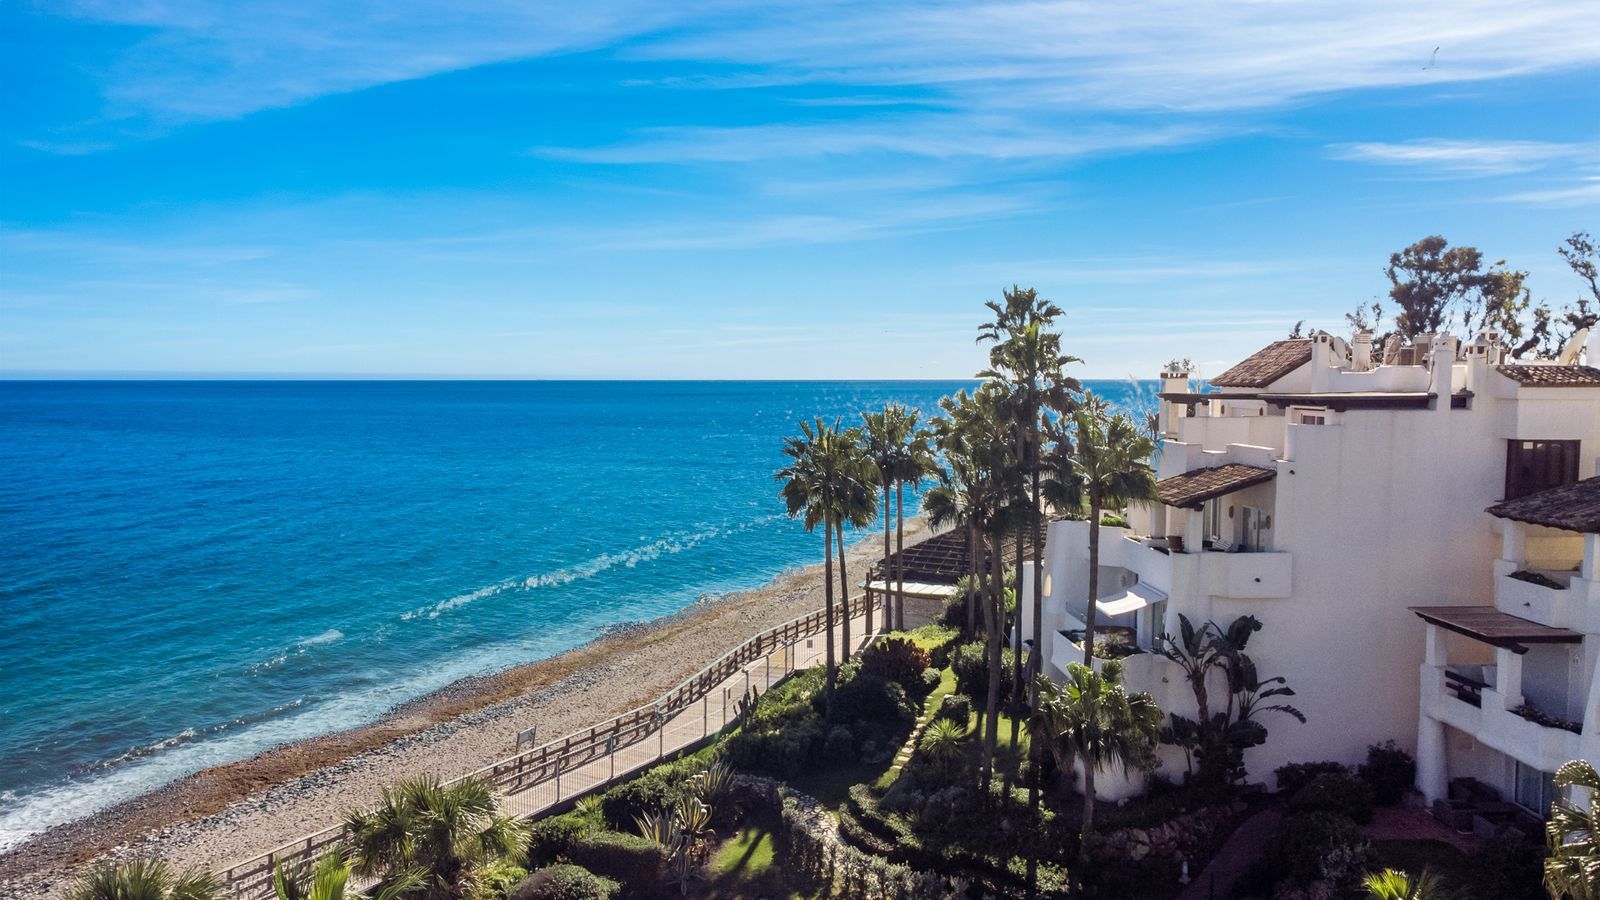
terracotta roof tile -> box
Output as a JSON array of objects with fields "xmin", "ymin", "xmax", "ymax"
[
  {"xmin": 1210, "ymin": 339, "xmax": 1313, "ymax": 388},
  {"xmin": 1486, "ymin": 476, "xmax": 1600, "ymax": 534},
  {"xmin": 1156, "ymin": 463, "xmax": 1276, "ymax": 509},
  {"xmin": 1495, "ymin": 365, "xmax": 1600, "ymax": 388}
]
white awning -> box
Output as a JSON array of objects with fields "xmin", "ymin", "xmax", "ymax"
[
  {"xmin": 862, "ymin": 580, "xmax": 961, "ymax": 600},
  {"xmin": 1095, "ymin": 582, "xmax": 1167, "ymax": 617}
]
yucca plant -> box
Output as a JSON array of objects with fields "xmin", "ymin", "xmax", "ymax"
[
  {"xmin": 67, "ymin": 859, "xmax": 221, "ymax": 900},
  {"xmin": 918, "ymin": 718, "xmax": 969, "ymax": 772}
]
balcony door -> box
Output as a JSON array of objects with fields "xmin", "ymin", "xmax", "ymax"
[{"xmin": 1242, "ymin": 506, "xmax": 1267, "ymax": 551}]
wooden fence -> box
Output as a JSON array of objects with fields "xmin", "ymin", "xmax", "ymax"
[{"xmin": 219, "ymin": 594, "xmax": 879, "ymax": 899}]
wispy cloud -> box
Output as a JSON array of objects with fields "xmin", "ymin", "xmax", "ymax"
[
  {"xmin": 1497, "ymin": 177, "xmax": 1600, "ymax": 207},
  {"xmin": 1327, "ymin": 139, "xmax": 1593, "ymax": 176},
  {"xmin": 34, "ymin": 1, "xmax": 1600, "ymax": 134}
]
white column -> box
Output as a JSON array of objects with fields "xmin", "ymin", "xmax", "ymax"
[
  {"xmin": 1184, "ymin": 508, "xmax": 1205, "ymax": 553},
  {"xmin": 1424, "ymin": 623, "xmax": 1447, "ymax": 666},
  {"xmin": 1416, "ymin": 714, "xmax": 1449, "ymax": 803},
  {"xmin": 1503, "ymin": 522, "xmax": 1527, "ymax": 569},
  {"xmin": 1584, "ymin": 534, "xmax": 1598, "ymax": 582},
  {"xmin": 1495, "ymin": 646, "xmax": 1524, "ymax": 708}
]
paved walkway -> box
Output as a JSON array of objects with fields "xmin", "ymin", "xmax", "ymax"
[
  {"xmin": 1175, "ymin": 809, "xmax": 1281, "ymax": 900},
  {"xmin": 1365, "ymin": 803, "xmax": 1480, "ymax": 855}
]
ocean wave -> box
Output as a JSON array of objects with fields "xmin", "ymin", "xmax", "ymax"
[
  {"xmin": 243, "ymin": 628, "xmax": 346, "ymax": 674},
  {"xmin": 405, "ymin": 521, "xmax": 773, "ymax": 621}
]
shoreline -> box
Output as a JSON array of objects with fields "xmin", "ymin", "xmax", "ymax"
[{"xmin": 0, "ymin": 521, "xmax": 929, "ymax": 896}]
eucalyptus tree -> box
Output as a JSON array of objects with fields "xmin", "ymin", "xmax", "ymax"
[
  {"xmin": 344, "ymin": 775, "xmax": 525, "ymax": 900},
  {"xmin": 1027, "ymin": 662, "xmax": 1162, "ymax": 843},
  {"xmin": 1045, "ymin": 394, "xmax": 1159, "ymax": 668},
  {"xmin": 977, "ymin": 286, "xmax": 1081, "ymax": 694}
]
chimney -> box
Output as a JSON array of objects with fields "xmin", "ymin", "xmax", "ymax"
[
  {"xmin": 1310, "ymin": 331, "xmax": 1335, "ymax": 391},
  {"xmin": 1352, "ymin": 330, "xmax": 1373, "ymax": 371},
  {"xmin": 1428, "ymin": 333, "xmax": 1458, "ymax": 414},
  {"xmin": 1157, "ymin": 360, "xmax": 1192, "ymax": 435}
]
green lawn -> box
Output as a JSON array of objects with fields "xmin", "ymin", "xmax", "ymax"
[{"xmin": 699, "ymin": 815, "xmax": 805, "ymax": 899}]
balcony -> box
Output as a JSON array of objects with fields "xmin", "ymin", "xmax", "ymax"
[{"xmin": 1120, "ymin": 536, "xmax": 1292, "ymax": 600}]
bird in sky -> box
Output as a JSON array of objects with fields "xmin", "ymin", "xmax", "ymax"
[{"xmin": 1423, "ymin": 46, "xmax": 1440, "ymax": 70}]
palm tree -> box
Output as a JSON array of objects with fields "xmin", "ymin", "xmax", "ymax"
[
  {"xmin": 830, "ymin": 426, "xmax": 877, "ymax": 660},
  {"xmin": 1546, "ymin": 759, "xmax": 1600, "ymax": 900},
  {"xmin": 1363, "ymin": 868, "xmax": 1444, "ymax": 900},
  {"xmin": 1045, "ymin": 394, "xmax": 1158, "ymax": 668},
  {"xmin": 67, "ymin": 860, "xmax": 221, "ymax": 900},
  {"xmin": 273, "ymin": 853, "xmax": 422, "ymax": 900},
  {"xmin": 976, "ymin": 286, "xmax": 1081, "ymax": 693},
  {"xmin": 344, "ymin": 775, "xmax": 526, "ymax": 900},
  {"xmin": 930, "ymin": 383, "xmax": 1018, "ymax": 788},
  {"xmin": 862, "ymin": 404, "xmax": 932, "ymax": 634},
  {"xmin": 1028, "ymin": 662, "xmax": 1162, "ymax": 841},
  {"xmin": 778, "ymin": 418, "xmax": 872, "ymax": 698}
]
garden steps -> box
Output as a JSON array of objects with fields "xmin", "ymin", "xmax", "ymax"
[{"xmin": 885, "ymin": 671, "xmax": 948, "ymax": 776}]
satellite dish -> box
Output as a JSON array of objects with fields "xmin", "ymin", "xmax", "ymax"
[{"xmin": 1557, "ymin": 327, "xmax": 1590, "ymax": 365}]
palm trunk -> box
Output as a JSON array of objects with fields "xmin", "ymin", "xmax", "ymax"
[
  {"xmin": 966, "ymin": 523, "xmax": 979, "ymax": 637},
  {"xmin": 1081, "ymin": 760, "xmax": 1097, "ymax": 839},
  {"xmin": 878, "ymin": 480, "xmax": 891, "ymax": 637},
  {"xmin": 1030, "ymin": 418, "xmax": 1044, "ymax": 687},
  {"xmin": 983, "ymin": 529, "xmax": 1003, "ymax": 797},
  {"xmin": 1008, "ymin": 480, "xmax": 1025, "ymax": 799},
  {"xmin": 823, "ymin": 518, "xmax": 836, "ymax": 707},
  {"xmin": 1080, "ymin": 492, "xmax": 1102, "ymax": 668},
  {"xmin": 895, "ymin": 482, "xmax": 906, "ymax": 632},
  {"xmin": 837, "ymin": 523, "xmax": 851, "ymax": 660}
]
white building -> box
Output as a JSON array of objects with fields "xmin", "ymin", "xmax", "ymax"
[{"xmin": 1026, "ymin": 330, "xmax": 1600, "ymax": 805}]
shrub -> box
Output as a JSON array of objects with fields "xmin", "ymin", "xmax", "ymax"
[
  {"xmin": 830, "ymin": 673, "xmax": 915, "ymax": 725},
  {"xmin": 598, "ymin": 759, "xmax": 698, "ymax": 829},
  {"xmin": 1099, "ymin": 513, "xmax": 1129, "ymax": 528},
  {"xmin": 1289, "ymin": 771, "xmax": 1374, "ymax": 825},
  {"xmin": 561, "ymin": 831, "xmax": 667, "ymax": 895},
  {"xmin": 860, "ymin": 636, "xmax": 931, "ymax": 694},
  {"xmin": 951, "ymin": 641, "xmax": 1016, "ymax": 705},
  {"xmin": 512, "ymin": 864, "xmax": 619, "ymax": 900},
  {"xmin": 824, "ymin": 724, "xmax": 856, "ymax": 762},
  {"xmin": 720, "ymin": 714, "xmax": 822, "ymax": 780},
  {"xmin": 467, "ymin": 859, "xmax": 528, "ymax": 900},
  {"xmin": 1358, "ymin": 740, "xmax": 1416, "ymax": 806},
  {"xmin": 1266, "ymin": 811, "xmax": 1371, "ymax": 886},
  {"xmin": 936, "ymin": 693, "xmax": 972, "ymax": 724},
  {"xmin": 1274, "ymin": 760, "xmax": 1349, "ymax": 797},
  {"xmin": 527, "ymin": 813, "xmax": 600, "ymax": 868},
  {"xmin": 919, "ymin": 667, "xmax": 942, "ymax": 696}
]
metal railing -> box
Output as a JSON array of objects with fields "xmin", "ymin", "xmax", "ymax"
[{"xmin": 219, "ymin": 593, "xmax": 881, "ymax": 899}]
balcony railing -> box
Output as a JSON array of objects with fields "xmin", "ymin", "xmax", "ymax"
[{"xmin": 1444, "ymin": 669, "xmax": 1485, "ymax": 707}]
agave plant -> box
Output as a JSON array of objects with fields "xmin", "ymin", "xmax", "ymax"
[
  {"xmin": 67, "ymin": 859, "xmax": 222, "ymax": 900},
  {"xmin": 689, "ymin": 760, "xmax": 735, "ymax": 808}
]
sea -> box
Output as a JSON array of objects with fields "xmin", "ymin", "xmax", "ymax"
[{"xmin": 0, "ymin": 379, "xmax": 1150, "ymax": 847}]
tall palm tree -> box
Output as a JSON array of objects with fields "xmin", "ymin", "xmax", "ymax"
[
  {"xmin": 862, "ymin": 404, "xmax": 933, "ymax": 634},
  {"xmin": 977, "ymin": 287, "xmax": 1081, "ymax": 692},
  {"xmin": 1546, "ymin": 759, "xmax": 1600, "ymax": 900},
  {"xmin": 778, "ymin": 418, "xmax": 841, "ymax": 699},
  {"xmin": 930, "ymin": 383, "xmax": 1018, "ymax": 789},
  {"xmin": 778, "ymin": 419, "xmax": 873, "ymax": 691},
  {"xmin": 344, "ymin": 775, "xmax": 526, "ymax": 900},
  {"xmin": 831, "ymin": 426, "xmax": 877, "ymax": 659},
  {"xmin": 67, "ymin": 860, "xmax": 221, "ymax": 900},
  {"xmin": 1027, "ymin": 662, "xmax": 1162, "ymax": 841},
  {"xmin": 892, "ymin": 419, "xmax": 934, "ymax": 632},
  {"xmin": 273, "ymin": 852, "xmax": 422, "ymax": 900},
  {"xmin": 1045, "ymin": 394, "xmax": 1159, "ymax": 668}
]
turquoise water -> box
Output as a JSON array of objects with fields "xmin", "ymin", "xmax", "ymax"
[{"xmin": 0, "ymin": 379, "xmax": 1147, "ymax": 845}]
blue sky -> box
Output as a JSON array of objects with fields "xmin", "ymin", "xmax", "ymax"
[{"xmin": 1, "ymin": 2, "xmax": 1597, "ymax": 379}]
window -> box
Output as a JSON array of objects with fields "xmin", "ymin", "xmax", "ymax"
[
  {"xmin": 1292, "ymin": 407, "xmax": 1326, "ymax": 425},
  {"xmin": 1504, "ymin": 440, "xmax": 1579, "ymax": 500},
  {"xmin": 1515, "ymin": 760, "xmax": 1557, "ymax": 818}
]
